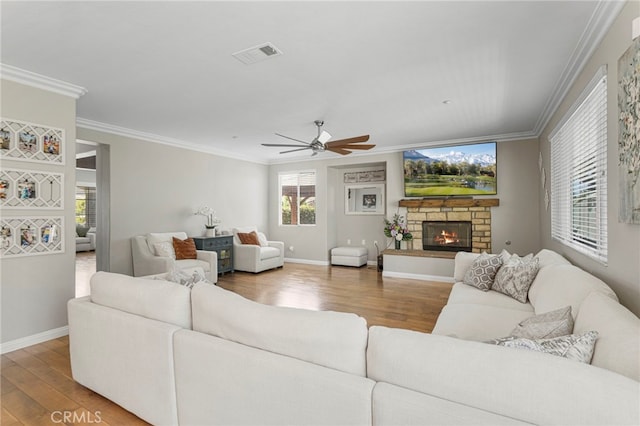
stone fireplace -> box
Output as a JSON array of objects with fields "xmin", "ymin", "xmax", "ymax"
[{"xmin": 399, "ymin": 198, "xmax": 499, "ymax": 253}]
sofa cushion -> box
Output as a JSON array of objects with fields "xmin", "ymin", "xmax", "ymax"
[
  {"xmin": 453, "ymin": 251, "xmax": 479, "ymax": 282},
  {"xmin": 527, "ymin": 264, "xmax": 618, "ymax": 317},
  {"xmin": 491, "ymin": 331, "xmax": 598, "ymax": 364},
  {"xmin": 446, "ymin": 283, "xmax": 534, "ymax": 312},
  {"xmin": 172, "ymin": 237, "xmax": 197, "ymax": 260},
  {"xmin": 432, "ymin": 303, "xmax": 533, "ymax": 341},
  {"xmin": 90, "ymin": 271, "xmax": 192, "ymax": 329},
  {"xmin": 463, "ymin": 253, "xmax": 503, "ymax": 291},
  {"xmin": 190, "ymin": 283, "xmax": 368, "ymax": 376},
  {"xmin": 534, "ymin": 248, "xmax": 571, "ymax": 269},
  {"xmin": 574, "ymin": 291, "xmax": 640, "ymax": 381},
  {"xmin": 260, "ymin": 246, "xmax": 281, "ymax": 260},
  {"xmin": 492, "ymin": 254, "xmax": 539, "ymax": 303},
  {"xmin": 510, "ymin": 306, "xmax": 574, "ymax": 340}
]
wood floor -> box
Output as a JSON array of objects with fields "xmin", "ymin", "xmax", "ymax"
[{"xmin": 1, "ymin": 263, "xmax": 452, "ymax": 425}]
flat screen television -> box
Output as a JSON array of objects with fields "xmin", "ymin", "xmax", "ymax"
[{"xmin": 403, "ymin": 141, "xmax": 497, "ymax": 197}]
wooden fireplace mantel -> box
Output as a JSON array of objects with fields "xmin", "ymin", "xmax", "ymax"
[{"xmin": 399, "ymin": 198, "xmax": 499, "ymax": 208}]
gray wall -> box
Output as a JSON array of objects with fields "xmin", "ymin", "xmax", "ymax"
[
  {"xmin": 269, "ymin": 137, "xmax": 540, "ymax": 264},
  {"xmin": 1, "ymin": 79, "xmax": 77, "ymax": 343},
  {"xmin": 76, "ymin": 128, "xmax": 270, "ymax": 276},
  {"xmin": 539, "ymin": 1, "xmax": 640, "ymax": 316}
]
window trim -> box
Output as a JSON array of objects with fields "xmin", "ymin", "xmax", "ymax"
[{"xmin": 278, "ymin": 170, "xmax": 317, "ymax": 227}]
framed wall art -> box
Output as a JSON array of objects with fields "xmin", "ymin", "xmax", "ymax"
[
  {"xmin": 0, "ymin": 118, "xmax": 65, "ymax": 165},
  {"xmin": 1, "ymin": 216, "xmax": 64, "ymax": 258},
  {"xmin": 618, "ymin": 37, "xmax": 640, "ymax": 224},
  {"xmin": 0, "ymin": 168, "xmax": 64, "ymax": 209}
]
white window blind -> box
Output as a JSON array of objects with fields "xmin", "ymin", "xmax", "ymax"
[{"xmin": 550, "ymin": 66, "xmax": 607, "ymax": 264}]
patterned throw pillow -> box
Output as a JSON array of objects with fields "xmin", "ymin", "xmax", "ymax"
[
  {"xmin": 492, "ymin": 254, "xmax": 540, "ymax": 303},
  {"xmin": 163, "ymin": 267, "xmax": 210, "ymax": 289},
  {"xmin": 153, "ymin": 241, "xmax": 176, "ymax": 259},
  {"xmin": 492, "ymin": 331, "xmax": 598, "ymax": 364},
  {"xmin": 172, "ymin": 237, "xmax": 197, "ymax": 260},
  {"xmin": 237, "ymin": 231, "xmax": 261, "ymax": 246},
  {"xmin": 463, "ymin": 253, "xmax": 503, "ymax": 291},
  {"xmin": 511, "ymin": 306, "xmax": 574, "ymax": 340}
]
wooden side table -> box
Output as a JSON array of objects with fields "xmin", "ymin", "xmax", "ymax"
[{"xmin": 192, "ymin": 236, "xmax": 234, "ymax": 275}]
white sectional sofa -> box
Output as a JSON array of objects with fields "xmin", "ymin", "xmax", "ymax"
[{"xmin": 67, "ymin": 249, "xmax": 640, "ymax": 425}]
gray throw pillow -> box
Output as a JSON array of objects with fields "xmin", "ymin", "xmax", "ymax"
[
  {"xmin": 463, "ymin": 253, "xmax": 503, "ymax": 291},
  {"xmin": 492, "ymin": 331, "xmax": 598, "ymax": 364},
  {"xmin": 511, "ymin": 306, "xmax": 574, "ymax": 340},
  {"xmin": 492, "ymin": 253, "xmax": 540, "ymax": 303}
]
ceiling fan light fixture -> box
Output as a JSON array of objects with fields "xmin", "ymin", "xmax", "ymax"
[{"xmin": 318, "ymin": 130, "xmax": 332, "ymax": 143}]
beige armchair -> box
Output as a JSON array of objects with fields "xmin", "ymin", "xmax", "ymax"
[
  {"xmin": 131, "ymin": 232, "xmax": 217, "ymax": 282},
  {"xmin": 232, "ymin": 227, "xmax": 284, "ymax": 273}
]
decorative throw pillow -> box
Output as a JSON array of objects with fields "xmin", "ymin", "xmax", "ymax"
[
  {"xmin": 237, "ymin": 231, "xmax": 260, "ymax": 246},
  {"xmin": 463, "ymin": 253, "xmax": 503, "ymax": 291},
  {"xmin": 162, "ymin": 267, "xmax": 210, "ymax": 289},
  {"xmin": 153, "ymin": 241, "xmax": 176, "ymax": 259},
  {"xmin": 511, "ymin": 306, "xmax": 574, "ymax": 340},
  {"xmin": 491, "ymin": 331, "xmax": 598, "ymax": 364},
  {"xmin": 76, "ymin": 225, "xmax": 89, "ymax": 237},
  {"xmin": 256, "ymin": 231, "xmax": 269, "ymax": 247},
  {"xmin": 492, "ymin": 254, "xmax": 539, "ymax": 303},
  {"xmin": 172, "ymin": 237, "xmax": 197, "ymax": 260}
]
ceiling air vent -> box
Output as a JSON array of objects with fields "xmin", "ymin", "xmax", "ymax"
[{"xmin": 232, "ymin": 42, "xmax": 283, "ymax": 65}]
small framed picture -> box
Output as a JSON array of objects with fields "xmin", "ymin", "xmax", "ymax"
[
  {"xmin": 0, "ymin": 179, "xmax": 8, "ymax": 199},
  {"xmin": 17, "ymin": 178, "xmax": 36, "ymax": 200},
  {"xmin": 362, "ymin": 194, "xmax": 377, "ymax": 210},
  {"xmin": 1, "ymin": 226, "xmax": 11, "ymax": 249},
  {"xmin": 18, "ymin": 131, "xmax": 37, "ymax": 153},
  {"xmin": 41, "ymin": 224, "xmax": 58, "ymax": 244},
  {"xmin": 20, "ymin": 225, "xmax": 36, "ymax": 248},
  {"xmin": 43, "ymin": 135, "xmax": 60, "ymax": 155},
  {"xmin": 0, "ymin": 127, "xmax": 10, "ymax": 150}
]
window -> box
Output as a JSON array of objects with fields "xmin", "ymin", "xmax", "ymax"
[
  {"xmin": 550, "ymin": 66, "xmax": 607, "ymax": 264},
  {"xmin": 75, "ymin": 186, "xmax": 96, "ymax": 227},
  {"xmin": 279, "ymin": 171, "xmax": 316, "ymax": 225}
]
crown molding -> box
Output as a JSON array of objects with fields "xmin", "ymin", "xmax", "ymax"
[
  {"xmin": 532, "ymin": 0, "xmax": 625, "ymax": 136},
  {"xmin": 76, "ymin": 117, "xmax": 268, "ymax": 165},
  {"xmin": 0, "ymin": 63, "xmax": 87, "ymax": 99}
]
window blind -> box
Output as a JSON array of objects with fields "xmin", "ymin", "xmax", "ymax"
[{"xmin": 550, "ymin": 66, "xmax": 607, "ymax": 264}]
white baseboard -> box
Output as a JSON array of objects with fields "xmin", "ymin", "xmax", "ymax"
[
  {"xmin": 382, "ymin": 270, "xmax": 454, "ymax": 283},
  {"xmin": 1, "ymin": 325, "xmax": 69, "ymax": 354},
  {"xmin": 284, "ymin": 257, "xmax": 330, "ymax": 266}
]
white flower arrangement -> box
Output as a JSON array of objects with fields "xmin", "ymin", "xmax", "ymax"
[{"xmin": 195, "ymin": 205, "xmax": 221, "ymax": 228}]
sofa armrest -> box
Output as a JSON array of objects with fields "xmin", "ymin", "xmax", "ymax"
[
  {"xmin": 87, "ymin": 232, "xmax": 97, "ymax": 250},
  {"xmin": 133, "ymin": 252, "xmax": 175, "ymax": 277},
  {"xmin": 367, "ymin": 326, "xmax": 639, "ymax": 425},
  {"xmin": 196, "ymin": 250, "xmax": 218, "ymax": 282}
]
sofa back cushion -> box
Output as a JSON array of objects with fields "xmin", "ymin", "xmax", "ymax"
[
  {"xmin": 527, "ymin": 264, "xmax": 617, "ymax": 318},
  {"xmin": 453, "ymin": 251, "xmax": 480, "ymax": 282},
  {"xmin": 534, "ymin": 249, "xmax": 571, "ymax": 269},
  {"xmin": 90, "ymin": 271, "xmax": 192, "ymax": 329},
  {"xmin": 191, "ymin": 283, "xmax": 368, "ymax": 376},
  {"xmin": 574, "ymin": 291, "xmax": 640, "ymax": 381}
]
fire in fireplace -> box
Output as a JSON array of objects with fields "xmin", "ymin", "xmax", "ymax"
[{"xmin": 422, "ymin": 221, "xmax": 472, "ymax": 252}]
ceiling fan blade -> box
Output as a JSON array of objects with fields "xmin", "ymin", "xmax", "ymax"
[
  {"xmin": 262, "ymin": 143, "xmax": 311, "ymax": 148},
  {"xmin": 325, "ymin": 135, "xmax": 370, "ymax": 146},
  {"xmin": 280, "ymin": 147, "xmax": 312, "ymax": 154},
  {"xmin": 326, "ymin": 146, "xmax": 352, "ymax": 155},
  {"xmin": 275, "ymin": 133, "xmax": 310, "ymax": 145},
  {"xmin": 335, "ymin": 144, "xmax": 375, "ymax": 150}
]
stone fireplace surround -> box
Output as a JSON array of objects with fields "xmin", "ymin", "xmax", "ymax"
[{"xmin": 399, "ymin": 198, "xmax": 500, "ymax": 254}]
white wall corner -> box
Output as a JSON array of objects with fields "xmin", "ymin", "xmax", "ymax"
[
  {"xmin": 633, "ymin": 17, "xmax": 640, "ymax": 40},
  {"xmin": 0, "ymin": 63, "xmax": 87, "ymax": 99},
  {"xmin": 1, "ymin": 326, "xmax": 69, "ymax": 354}
]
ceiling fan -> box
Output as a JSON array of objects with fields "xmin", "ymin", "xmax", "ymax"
[{"xmin": 262, "ymin": 120, "xmax": 374, "ymax": 156}]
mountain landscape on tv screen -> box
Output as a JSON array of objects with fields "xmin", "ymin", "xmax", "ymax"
[{"xmin": 403, "ymin": 143, "xmax": 497, "ymax": 196}]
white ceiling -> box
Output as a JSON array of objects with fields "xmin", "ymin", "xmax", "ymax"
[{"xmin": 0, "ymin": 1, "xmax": 622, "ymax": 164}]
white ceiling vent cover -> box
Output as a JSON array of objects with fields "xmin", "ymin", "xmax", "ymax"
[{"xmin": 232, "ymin": 42, "xmax": 283, "ymax": 65}]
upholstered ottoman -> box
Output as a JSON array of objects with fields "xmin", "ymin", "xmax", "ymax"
[{"xmin": 331, "ymin": 246, "xmax": 368, "ymax": 267}]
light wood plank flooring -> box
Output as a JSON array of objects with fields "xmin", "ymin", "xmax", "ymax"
[{"xmin": 2, "ymin": 263, "xmax": 452, "ymax": 425}]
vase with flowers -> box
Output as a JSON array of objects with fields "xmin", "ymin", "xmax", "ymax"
[
  {"xmin": 384, "ymin": 213, "xmax": 413, "ymax": 250},
  {"xmin": 195, "ymin": 205, "xmax": 222, "ymax": 237}
]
